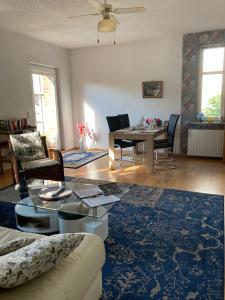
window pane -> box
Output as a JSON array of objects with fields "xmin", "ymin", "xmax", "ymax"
[
  {"xmin": 34, "ymin": 95, "xmax": 42, "ymax": 114},
  {"xmin": 36, "ymin": 123, "xmax": 44, "ymax": 135},
  {"xmin": 32, "ymin": 74, "xmax": 43, "ymax": 94},
  {"xmin": 201, "ymin": 74, "xmax": 223, "ymax": 117},
  {"xmin": 35, "ymin": 113, "xmax": 42, "ymax": 123},
  {"xmin": 31, "ymin": 70, "xmax": 59, "ymax": 148},
  {"xmin": 203, "ymin": 47, "xmax": 224, "ymax": 72}
]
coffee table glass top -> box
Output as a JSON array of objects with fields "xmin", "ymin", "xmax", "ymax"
[{"xmin": 0, "ymin": 180, "xmax": 130, "ymax": 218}]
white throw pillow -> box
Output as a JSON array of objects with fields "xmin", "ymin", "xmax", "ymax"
[
  {"xmin": 0, "ymin": 237, "xmax": 36, "ymax": 256},
  {"xmin": 0, "ymin": 233, "xmax": 84, "ymax": 288}
]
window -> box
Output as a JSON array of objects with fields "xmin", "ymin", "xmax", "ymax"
[
  {"xmin": 31, "ymin": 65, "xmax": 61, "ymax": 148},
  {"xmin": 199, "ymin": 47, "xmax": 225, "ymax": 119}
]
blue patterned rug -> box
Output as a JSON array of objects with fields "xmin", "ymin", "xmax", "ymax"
[
  {"xmin": 62, "ymin": 150, "xmax": 108, "ymax": 168},
  {"xmin": 0, "ymin": 178, "xmax": 224, "ymax": 299}
]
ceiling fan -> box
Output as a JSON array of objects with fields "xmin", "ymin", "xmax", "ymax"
[{"xmin": 69, "ymin": 0, "xmax": 146, "ymax": 43}]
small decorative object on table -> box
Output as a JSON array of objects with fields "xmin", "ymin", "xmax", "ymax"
[
  {"xmin": 140, "ymin": 116, "xmax": 146, "ymax": 128},
  {"xmin": 196, "ymin": 112, "xmax": 204, "ymax": 122},
  {"xmin": 154, "ymin": 118, "xmax": 162, "ymax": 126},
  {"xmin": 77, "ymin": 123, "xmax": 94, "ymax": 152},
  {"xmin": 18, "ymin": 170, "xmax": 29, "ymax": 199},
  {"xmin": 38, "ymin": 186, "xmax": 72, "ymax": 201},
  {"xmin": 145, "ymin": 117, "xmax": 155, "ymax": 128},
  {"xmin": 207, "ymin": 116, "xmax": 213, "ymax": 122}
]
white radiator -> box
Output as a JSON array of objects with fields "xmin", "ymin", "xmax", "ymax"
[{"xmin": 187, "ymin": 129, "xmax": 224, "ymax": 157}]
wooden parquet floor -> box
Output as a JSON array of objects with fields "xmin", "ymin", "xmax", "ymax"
[{"xmin": 1, "ymin": 156, "xmax": 225, "ymax": 196}]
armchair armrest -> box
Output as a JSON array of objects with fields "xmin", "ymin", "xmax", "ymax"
[{"xmin": 48, "ymin": 149, "xmax": 63, "ymax": 164}]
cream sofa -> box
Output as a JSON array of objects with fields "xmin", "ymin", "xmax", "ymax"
[{"xmin": 0, "ymin": 226, "xmax": 105, "ymax": 300}]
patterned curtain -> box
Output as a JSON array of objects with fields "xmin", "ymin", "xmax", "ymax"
[{"xmin": 181, "ymin": 29, "xmax": 225, "ymax": 153}]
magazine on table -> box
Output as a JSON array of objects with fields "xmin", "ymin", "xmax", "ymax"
[
  {"xmin": 81, "ymin": 194, "xmax": 120, "ymax": 208},
  {"xmin": 73, "ymin": 186, "xmax": 103, "ymax": 199}
]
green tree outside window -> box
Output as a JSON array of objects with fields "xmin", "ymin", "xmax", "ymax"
[{"xmin": 203, "ymin": 94, "xmax": 221, "ymax": 117}]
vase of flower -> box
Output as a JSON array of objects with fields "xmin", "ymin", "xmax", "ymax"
[
  {"xmin": 79, "ymin": 136, "xmax": 86, "ymax": 152},
  {"xmin": 145, "ymin": 117, "xmax": 154, "ymax": 128},
  {"xmin": 77, "ymin": 123, "xmax": 94, "ymax": 152}
]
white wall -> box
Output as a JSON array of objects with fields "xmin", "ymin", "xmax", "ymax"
[
  {"xmin": 0, "ymin": 28, "xmax": 74, "ymax": 149},
  {"xmin": 0, "ymin": 29, "xmax": 182, "ymax": 152},
  {"xmin": 70, "ymin": 35, "xmax": 182, "ymax": 152}
]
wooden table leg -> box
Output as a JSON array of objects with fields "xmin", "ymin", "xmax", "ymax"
[
  {"xmin": 145, "ymin": 138, "xmax": 154, "ymax": 173},
  {"xmin": 109, "ymin": 133, "xmax": 115, "ymax": 170}
]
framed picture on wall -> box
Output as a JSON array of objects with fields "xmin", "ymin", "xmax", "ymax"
[{"xmin": 142, "ymin": 81, "xmax": 163, "ymax": 98}]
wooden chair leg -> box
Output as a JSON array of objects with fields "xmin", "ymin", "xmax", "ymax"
[{"xmin": 10, "ymin": 160, "xmax": 16, "ymax": 184}]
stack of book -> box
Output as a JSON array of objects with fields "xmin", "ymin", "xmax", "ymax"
[{"xmin": 0, "ymin": 118, "xmax": 28, "ymax": 132}]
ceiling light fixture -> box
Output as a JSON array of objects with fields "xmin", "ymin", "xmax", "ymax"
[
  {"xmin": 98, "ymin": 15, "xmax": 117, "ymax": 32},
  {"xmin": 97, "ymin": 15, "xmax": 117, "ymax": 44},
  {"xmin": 69, "ymin": 0, "xmax": 146, "ymax": 45}
]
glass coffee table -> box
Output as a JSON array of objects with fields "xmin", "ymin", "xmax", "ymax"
[{"xmin": 0, "ymin": 179, "xmax": 129, "ymax": 240}]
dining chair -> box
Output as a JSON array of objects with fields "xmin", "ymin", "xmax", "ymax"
[
  {"xmin": 118, "ymin": 114, "xmax": 130, "ymax": 129},
  {"xmin": 106, "ymin": 115, "xmax": 137, "ymax": 163},
  {"xmin": 118, "ymin": 114, "xmax": 144, "ymax": 154},
  {"xmin": 154, "ymin": 114, "xmax": 180, "ymax": 168}
]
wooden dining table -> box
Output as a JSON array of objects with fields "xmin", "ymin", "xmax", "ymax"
[{"xmin": 108, "ymin": 126, "xmax": 167, "ymax": 173}]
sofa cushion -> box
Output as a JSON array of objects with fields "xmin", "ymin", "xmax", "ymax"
[
  {"xmin": 0, "ymin": 237, "xmax": 35, "ymax": 256},
  {"xmin": 0, "ymin": 227, "xmax": 105, "ymax": 300},
  {"xmin": 0, "ymin": 233, "xmax": 84, "ymax": 288},
  {"xmin": 10, "ymin": 132, "xmax": 46, "ymax": 162},
  {"xmin": 21, "ymin": 158, "xmax": 60, "ymax": 170},
  {"xmin": 0, "ymin": 226, "xmax": 41, "ymax": 244}
]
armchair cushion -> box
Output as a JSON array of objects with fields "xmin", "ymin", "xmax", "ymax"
[
  {"xmin": 21, "ymin": 158, "xmax": 60, "ymax": 170},
  {"xmin": 10, "ymin": 132, "xmax": 46, "ymax": 162}
]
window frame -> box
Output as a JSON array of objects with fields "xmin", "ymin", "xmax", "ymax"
[
  {"xmin": 199, "ymin": 46, "xmax": 225, "ymax": 121},
  {"xmin": 30, "ymin": 64, "xmax": 61, "ymax": 149}
]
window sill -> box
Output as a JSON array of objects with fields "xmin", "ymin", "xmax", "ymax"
[{"xmin": 186, "ymin": 122, "xmax": 224, "ymax": 130}]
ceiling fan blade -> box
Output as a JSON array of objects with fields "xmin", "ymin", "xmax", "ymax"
[
  {"xmin": 69, "ymin": 12, "xmax": 101, "ymax": 19},
  {"xmin": 114, "ymin": 7, "xmax": 146, "ymax": 14},
  {"xmin": 88, "ymin": 0, "xmax": 104, "ymax": 10}
]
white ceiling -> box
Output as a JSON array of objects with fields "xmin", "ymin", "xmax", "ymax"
[{"xmin": 0, "ymin": 0, "xmax": 225, "ymax": 49}]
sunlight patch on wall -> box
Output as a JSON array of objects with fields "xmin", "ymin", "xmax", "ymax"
[{"xmin": 84, "ymin": 101, "xmax": 96, "ymax": 149}]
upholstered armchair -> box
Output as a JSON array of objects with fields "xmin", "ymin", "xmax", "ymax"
[{"xmin": 10, "ymin": 132, "xmax": 64, "ymax": 184}]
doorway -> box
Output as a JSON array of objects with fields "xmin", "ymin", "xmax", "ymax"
[{"xmin": 30, "ymin": 65, "xmax": 61, "ymax": 148}]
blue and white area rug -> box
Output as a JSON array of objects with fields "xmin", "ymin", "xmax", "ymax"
[
  {"xmin": 0, "ymin": 178, "xmax": 224, "ymax": 299},
  {"xmin": 102, "ymin": 186, "xmax": 224, "ymax": 299},
  {"xmin": 62, "ymin": 150, "xmax": 108, "ymax": 168}
]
